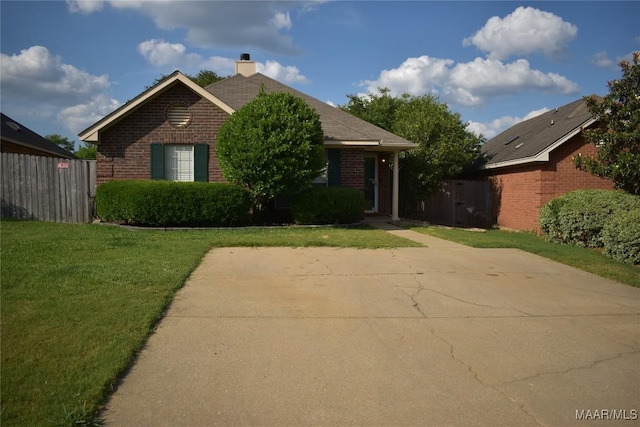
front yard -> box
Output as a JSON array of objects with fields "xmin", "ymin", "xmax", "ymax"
[{"xmin": 0, "ymin": 220, "xmax": 417, "ymax": 427}]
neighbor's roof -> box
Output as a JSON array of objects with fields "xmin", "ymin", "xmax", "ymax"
[
  {"xmin": 207, "ymin": 73, "xmax": 416, "ymax": 150},
  {"xmin": 79, "ymin": 71, "xmax": 416, "ymax": 150},
  {"xmin": 481, "ymin": 98, "xmax": 596, "ymax": 170},
  {"xmin": 1, "ymin": 113, "xmax": 76, "ymax": 159}
]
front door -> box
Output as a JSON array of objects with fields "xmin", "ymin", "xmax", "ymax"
[{"xmin": 364, "ymin": 154, "xmax": 378, "ymax": 213}]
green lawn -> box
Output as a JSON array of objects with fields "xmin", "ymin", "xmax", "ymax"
[
  {"xmin": 411, "ymin": 226, "xmax": 640, "ymax": 287},
  {"xmin": 0, "ymin": 220, "xmax": 418, "ymax": 427}
]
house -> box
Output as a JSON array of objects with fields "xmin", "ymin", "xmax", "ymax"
[
  {"xmin": 474, "ymin": 98, "xmax": 613, "ymax": 231},
  {"xmin": 79, "ymin": 55, "xmax": 416, "ymax": 220},
  {"xmin": 1, "ymin": 113, "xmax": 75, "ymax": 159}
]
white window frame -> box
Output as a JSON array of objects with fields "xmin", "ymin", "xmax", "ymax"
[{"xmin": 165, "ymin": 145, "xmax": 194, "ymax": 182}]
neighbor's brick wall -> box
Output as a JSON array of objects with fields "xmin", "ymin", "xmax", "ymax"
[
  {"xmin": 97, "ymin": 84, "xmax": 229, "ymax": 185},
  {"xmin": 490, "ymin": 135, "xmax": 613, "ymax": 232}
]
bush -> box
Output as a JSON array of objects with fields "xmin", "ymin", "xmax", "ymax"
[
  {"xmin": 602, "ymin": 209, "xmax": 640, "ymax": 264},
  {"xmin": 96, "ymin": 180, "xmax": 251, "ymax": 226},
  {"xmin": 291, "ymin": 187, "xmax": 364, "ymax": 225},
  {"xmin": 539, "ymin": 190, "xmax": 640, "ymax": 247}
]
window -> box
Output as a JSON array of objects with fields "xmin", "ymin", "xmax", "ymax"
[
  {"xmin": 150, "ymin": 143, "xmax": 208, "ymax": 182},
  {"xmin": 165, "ymin": 145, "xmax": 194, "ymax": 181}
]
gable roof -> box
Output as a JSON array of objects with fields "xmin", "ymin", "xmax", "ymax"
[
  {"xmin": 1, "ymin": 113, "xmax": 76, "ymax": 159},
  {"xmin": 78, "ymin": 71, "xmax": 234, "ymax": 142},
  {"xmin": 207, "ymin": 73, "xmax": 416, "ymax": 150},
  {"xmin": 79, "ymin": 70, "xmax": 416, "ymax": 151},
  {"xmin": 480, "ymin": 98, "xmax": 596, "ymax": 170}
]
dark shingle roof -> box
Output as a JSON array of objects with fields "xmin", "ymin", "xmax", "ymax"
[
  {"xmin": 481, "ymin": 98, "xmax": 594, "ymax": 168},
  {"xmin": 207, "ymin": 73, "xmax": 416, "ymax": 149},
  {"xmin": 1, "ymin": 113, "xmax": 76, "ymax": 158}
]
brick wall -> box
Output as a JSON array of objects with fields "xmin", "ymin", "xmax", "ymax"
[
  {"xmin": 97, "ymin": 83, "xmax": 229, "ymax": 184},
  {"xmin": 489, "ymin": 135, "xmax": 613, "ymax": 231},
  {"xmin": 340, "ymin": 149, "xmax": 364, "ymax": 190}
]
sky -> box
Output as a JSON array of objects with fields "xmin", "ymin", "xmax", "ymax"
[{"xmin": 1, "ymin": 1, "xmax": 639, "ymax": 149}]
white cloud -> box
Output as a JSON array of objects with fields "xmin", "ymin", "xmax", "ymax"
[
  {"xmin": 68, "ymin": 1, "xmax": 310, "ymax": 55},
  {"xmin": 58, "ymin": 94, "xmax": 121, "ymax": 134},
  {"xmin": 463, "ymin": 7, "xmax": 578, "ymax": 61},
  {"xmin": 257, "ymin": 60, "xmax": 308, "ymax": 84},
  {"xmin": 360, "ymin": 55, "xmax": 578, "ymax": 107},
  {"xmin": 66, "ymin": 0, "xmax": 104, "ymax": 14},
  {"xmin": 468, "ymin": 107, "xmax": 549, "ymax": 139},
  {"xmin": 591, "ymin": 51, "xmax": 614, "ymax": 68},
  {"xmin": 137, "ymin": 39, "xmax": 308, "ymax": 84},
  {"xmin": 137, "ymin": 39, "xmax": 203, "ymax": 68},
  {"xmin": 0, "ymin": 45, "xmax": 119, "ymax": 134}
]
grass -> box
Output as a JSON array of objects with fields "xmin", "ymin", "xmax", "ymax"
[
  {"xmin": 411, "ymin": 226, "xmax": 640, "ymax": 287},
  {"xmin": 0, "ymin": 220, "xmax": 419, "ymax": 427}
]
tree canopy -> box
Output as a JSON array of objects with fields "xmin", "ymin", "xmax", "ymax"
[
  {"xmin": 148, "ymin": 69, "xmax": 226, "ymax": 89},
  {"xmin": 46, "ymin": 134, "xmax": 96, "ymax": 159},
  {"xmin": 574, "ymin": 52, "xmax": 640, "ymax": 195},
  {"xmin": 217, "ymin": 90, "xmax": 325, "ymax": 217},
  {"xmin": 340, "ymin": 89, "xmax": 483, "ymax": 214}
]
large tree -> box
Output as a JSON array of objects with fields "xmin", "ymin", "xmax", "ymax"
[
  {"xmin": 217, "ymin": 91, "xmax": 325, "ymax": 218},
  {"xmin": 46, "ymin": 134, "xmax": 75, "ymax": 153},
  {"xmin": 148, "ymin": 69, "xmax": 226, "ymax": 89},
  {"xmin": 574, "ymin": 52, "xmax": 640, "ymax": 195},
  {"xmin": 341, "ymin": 89, "xmax": 483, "ymax": 214}
]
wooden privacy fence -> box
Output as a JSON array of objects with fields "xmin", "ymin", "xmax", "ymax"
[
  {"xmin": 406, "ymin": 179, "xmax": 495, "ymax": 228},
  {"xmin": 1, "ymin": 153, "xmax": 97, "ymax": 224}
]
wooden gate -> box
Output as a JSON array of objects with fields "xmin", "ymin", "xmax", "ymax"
[
  {"xmin": 408, "ymin": 179, "xmax": 495, "ymax": 228},
  {"xmin": 1, "ymin": 153, "xmax": 97, "ymax": 224}
]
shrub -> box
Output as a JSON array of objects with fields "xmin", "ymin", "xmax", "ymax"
[
  {"xmin": 292, "ymin": 187, "xmax": 364, "ymax": 225},
  {"xmin": 539, "ymin": 189, "xmax": 640, "ymax": 247},
  {"xmin": 96, "ymin": 180, "xmax": 251, "ymax": 226},
  {"xmin": 602, "ymin": 209, "xmax": 640, "ymax": 264}
]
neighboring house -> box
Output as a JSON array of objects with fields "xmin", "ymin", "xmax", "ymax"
[
  {"xmin": 79, "ymin": 55, "xmax": 416, "ymax": 220},
  {"xmin": 474, "ymin": 98, "xmax": 613, "ymax": 231},
  {"xmin": 1, "ymin": 113, "xmax": 75, "ymax": 159}
]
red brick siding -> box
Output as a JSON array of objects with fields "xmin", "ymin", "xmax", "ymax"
[
  {"xmin": 340, "ymin": 149, "xmax": 364, "ymax": 190},
  {"xmin": 97, "ymin": 84, "xmax": 229, "ymax": 185},
  {"xmin": 489, "ymin": 135, "xmax": 613, "ymax": 231}
]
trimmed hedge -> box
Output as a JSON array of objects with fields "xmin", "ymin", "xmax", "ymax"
[
  {"xmin": 292, "ymin": 187, "xmax": 364, "ymax": 225},
  {"xmin": 539, "ymin": 189, "xmax": 640, "ymax": 248},
  {"xmin": 96, "ymin": 180, "xmax": 251, "ymax": 226},
  {"xmin": 602, "ymin": 209, "xmax": 640, "ymax": 265}
]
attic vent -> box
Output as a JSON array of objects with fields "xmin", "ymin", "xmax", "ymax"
[
  {"xmin": 515, "ymin": 142, "xmax": 524, "ymax": 149},
  {"xmin": 504, "ymin": 135, "xmax": 519, "ymax": 145},
  {"xmin": 167, "ymin": 105, "xmax": 191, "ymax": 128},
  {"xmin": 7, "ymin": 121, "xmax": 21, "ymax": 131}
]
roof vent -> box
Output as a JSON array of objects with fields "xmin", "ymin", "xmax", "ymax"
[
  {"xmin": 504, "ymin": 135, "xmax": 519, "ymax": 145},
  {"xmin": 7, "ymin": 121, "xmax": 21, "ymax": 131},
  {"xmin": 515, "ymin": 142, "xmax": 524, "ymax": 149},
  {"xmin": 551, "ymin": 119, "xmax": 554, "ymax": 125},
  {"xmin": 240, "ymin": 53, "xmax": 250, "ymax": 61}
]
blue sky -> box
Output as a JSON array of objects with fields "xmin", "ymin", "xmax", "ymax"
[{"xmin": 1, "ymin": 1, "xmax": 638, "ymax": 148}]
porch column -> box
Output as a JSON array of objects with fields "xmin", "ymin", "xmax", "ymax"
[{"xmin": 392, "ymin": 150, "xmax": 400, "ymax": 221}]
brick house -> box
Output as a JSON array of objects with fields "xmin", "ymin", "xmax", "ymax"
[
  {"xmin": 474, "ymin": 98, "xmax": 613, "ymax": 231},
  {"xmin": 79, "ymin": 56, "xmax": 416, "ymax": 220}
]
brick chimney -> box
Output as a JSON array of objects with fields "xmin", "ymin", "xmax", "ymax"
[{"xmin": 235, "ymin": 53, "xmax": 256, "ymax": 76}]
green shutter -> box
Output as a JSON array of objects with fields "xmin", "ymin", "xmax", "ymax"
[
  {"xmin": 327, "ymin": 149, "xmax": 341, "ymax": 187},
  {"xmin": 194, "ymin": 144, "xmax": 208, "ymax": 182},
  {"xmin": 150, "ymin": 144, "xmax": 164, "ymax": 180}
]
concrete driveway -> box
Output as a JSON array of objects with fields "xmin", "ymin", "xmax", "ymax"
[{"xmin": 103, "ymin": 227, "xmax": 640, "ymax": 426}]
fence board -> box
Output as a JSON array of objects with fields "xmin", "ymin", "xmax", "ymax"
[
  {"xmin": 404, "ymin": 179, "xmax": 495, "ymax": 228},
  {"xmin": 0, "ymin": 153, "xmax": 97, "ymax": 224}
]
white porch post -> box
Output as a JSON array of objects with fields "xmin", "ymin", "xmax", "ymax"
[{"xmin": 392, "ymin": 150, "xmax": 400, "ymax": 221}]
